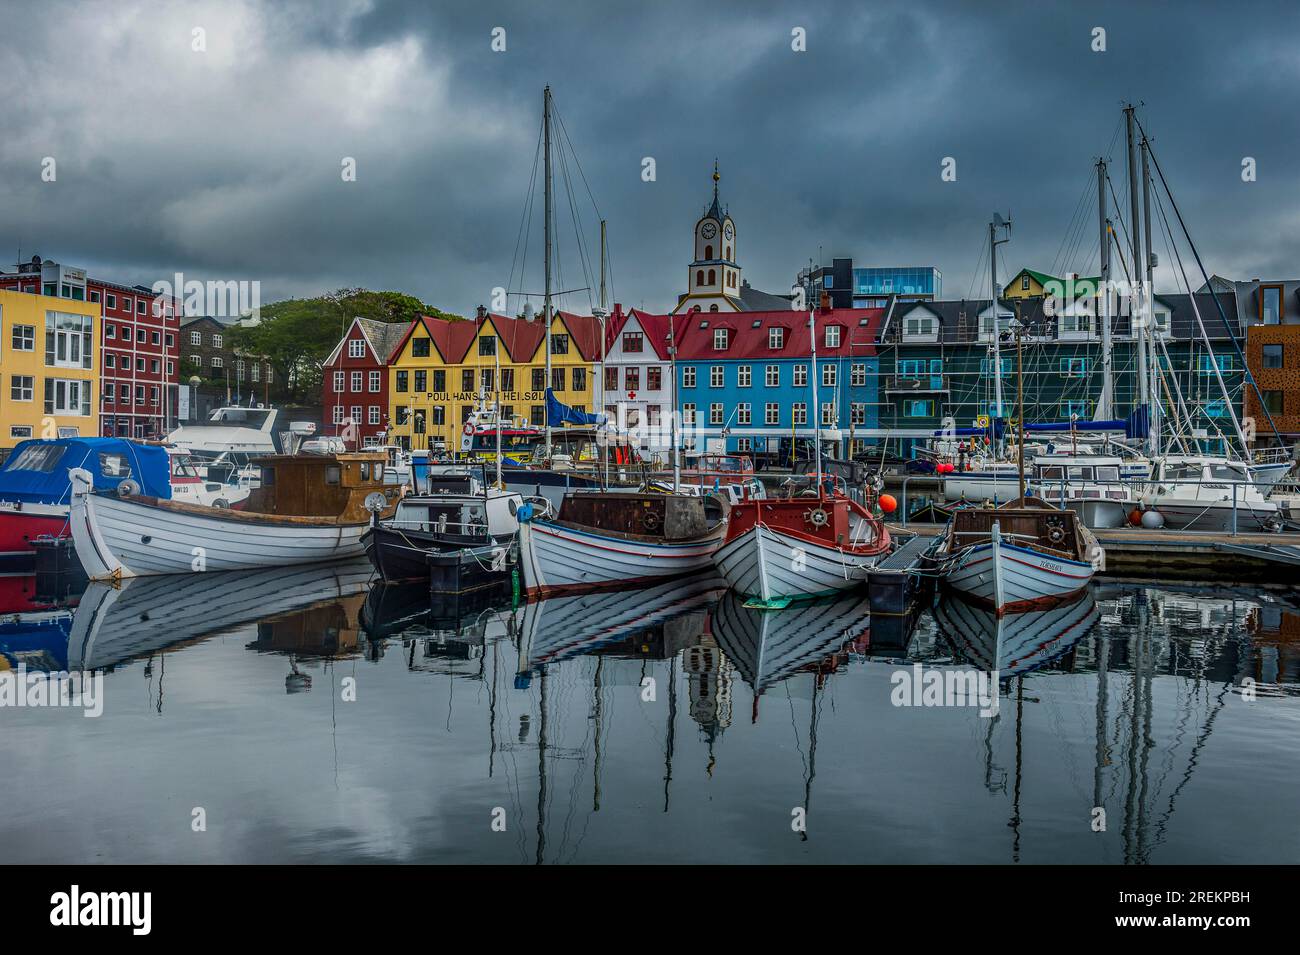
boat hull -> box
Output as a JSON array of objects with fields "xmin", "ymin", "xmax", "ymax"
[
  {"xmin": 943, "ymin": 524, "xmax": 1094, "ymax": 616},
  {"xmin": 517, "ymin": 519, "xmax": 723, "ymax": 597},
  {"xmin": 1141, "ymin": 500, "xmax": 1278, "ymax": 533},
  {"xmin": 69, "ymin": 469, "xmax": 372, "ymax": 579},
  {"xmin": 713, "ymin": 522, "xmax": 882, "ymax": 602}
]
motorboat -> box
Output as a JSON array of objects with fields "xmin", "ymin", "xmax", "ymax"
[
  {"xmin": 1141, "ymin": 456, "xmax": 1280, "ymax": 532},
  {"xmin": 1028, "ymin": 453, "xmax": 1136, "ymax": 529}
]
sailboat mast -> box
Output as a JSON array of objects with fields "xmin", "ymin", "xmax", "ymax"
[
  {"xmin": 543, "ymin": 85, "xmax": 554, "ymax": 459},
  {"xmin": 1140, "ymin": 137, "xmax": 1161, "ymax": 457},
  {"xmin": 989, "ymin": 219, "xmax": 1004, "ymax": 420},
  {"xmin": 1124, "ymin": 105, "xmax": 1150, "ymax": 429},
  {"xmin": 598, "ymin": 218, "xmax": 608, "ymax": 488},
  {"xmin": 809, "ymin": 310, "xmax": 823, "ymax": 485},
  {"xmin": 1096, "ymin": 158, "xmax": 1114, "ymax": 421}
]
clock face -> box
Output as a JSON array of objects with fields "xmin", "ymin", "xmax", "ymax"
[
  {"xmin": 701, "ymin": 222, "xmax": 717, "ymax": 239},
  {"xmin": 724, "ymin": 222, "xmax": 734, "ymax": 240}
]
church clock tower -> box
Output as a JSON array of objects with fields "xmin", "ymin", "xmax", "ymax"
[{"xmin": 673, "ymin": 161, "xmax": 742, "ymax": 314}]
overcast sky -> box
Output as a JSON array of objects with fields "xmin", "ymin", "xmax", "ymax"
[{"xmin": 1, "ymin": 0, "xmax": 1296, "ymax": 317}]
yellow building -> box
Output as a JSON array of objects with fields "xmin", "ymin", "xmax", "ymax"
[
  {"xmin": 1004, "ymin": 268, "xmax": 1101, "ymax": 300},
  {"xmin": 386, "ymin": 308, "xmax": 602, "ymax": 453},
  {"xmin": 0, "ymin": 289, "xmax": 99, "ymax": 447}
]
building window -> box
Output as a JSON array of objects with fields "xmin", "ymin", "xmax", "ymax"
[
  {"xmin": 709, "ymin": 402, "xmax": 724, "ymax": 425},
  {"xmin": 104, "ymin": 383, "xmax": 115, "ymax": 401},
  {"xmin": 551, "ymin": 368, "xmax": 565, "ymax": 392},
  {"xmin": 709, "ymin": 365, "xmax": 724, "ymax": 388},
  {"xmin": 333, "ymin": 405, "xmax": 344, "ymax": 424},
  {"xmin": 825, "ymin": 326, "xmax": 841, "ymax": 348},
  {"xmin": 1263, "ymin": 343, "xmax": 1284, "ymax": 369},
  {"xmin": 573, "ymin": 367, "xmax": 586, "ymax": 392},
  {"xmin": 350, "ymin": 405, "xmax": 362, "ymax": 423},
  {"xmin": 412, "ymin": 338, "xmax": 430, "ymax": 358},
  {"xmin": 189, "ymin": 354, "xmax": 201, "ymax": 367},
  {"xmin": 647, "ymin": 366, "xmax": 662, "ymax": 390},
  {"xmin": 904, "ymin": 399, "xmax": 935, "ymax": 417},
  {"xmin": 150, "ymin": 331, "xmax": 161, "ymax": 345},
  {"xmin": 1060, "ymin": 357, "xmax": 1088, "ymax": 377},
  {"xmin": 707, "ymin": 269, "xmax": 716, "ymax": 285},
  {"xmin": 765, "ymin": 402, "xmax": 779, "ymax": 425},
  {"xmin": 165, "ymin": 334, "xmax": 174, "ymax": 347},
  {"xmin": 851, "ymin": 363, "xmax": 866, "ymax": 386},
  {"xmin": 765, "ymin": 365, "xmax": 779, "ymax": 387},
  {"xmin": 736, "ymin": 403, "xmax": 751, "ymax": 425},
  {"xmin": 211, "ymin": 356, "xmax": 223, "ymax": 369},
  {"xmin": 851, "ymin": 403, "xmax": 866, "ymax": 426},
  {"xmin": 333, "ymin": 371, "xmax": 345, "ymax": 392},
  {"xmin": 821, "ymin": 403, "xmax": 835, "ymax": 426},
  {"xmin": 1198, "ymin": 355, "xmax": 1235, "ymax": 375},
  {"xmin": 369, "ymin": 370, "xmax": 381, "ymax": 392},
  {"xmin": 769, "ymin": 327, "xmax": 785, "ymax": 349},
  {"xmin": 349, "ymin": 371, "xmax": 362, "ymax": 392},
  {"xmin": 736, "ymin": 437, "xmax": 751, "ymax": 452},
  {"xmin": 550, "ymin": 334, "xmax": 570, "ymax": 355},
  {"xmin": 792, "ymin": 402, "xmax": 807, "ymax": 425},
  {"xmin": 190, "ymin": 330, "xmax": 201, "ymax": 345},
  {"xmin": 682, "ymin": 403, "xmax": 696, "ymax": 424},
  {"xmin": 903, "ymin": 315, "xmax": 936, "ymax": 337},
  {"xmin": 793, "ymin": 364, "xmax": 807, "ymax": 387},
  {"xmin": 460, "ymin": 369, "xmax": 474, "ymax": 392},
  {"xmin": 696, "ymin": 270, "xmax": 705, "ymax": 286},
  {"xmin": 713, "ymin": 328, "xmax": 729, "ymax": 350},
  {"xmin": 737, "ymin": 365, "xmax": 751, "ymax": 387},
  {"xmin": 106, "ymin": 355, "xmax": 115, "ymax": 369},
  {"xmin": 478, "ymin": 336, "xmax": 496, "ymax": 356},
  {"xmin": 150, "ymin": 386, "xmax": 160, "ymax": 405},
  {"xmin": 1262, "ymin": 390, "xmax": 1285, "ymax": 414},
  {"xmin": 11, "ymin": 375, "xmax": 34, "ymax": 402},
  {"xmin": 136, "ymin": 300, "xmax": 146, "ymax": 315},
  {"xmin": 348, "ymin": 338, "xmax": 366, "ymax": 358},
  {"xmin": 10, "ymin": 426, "xmax": 32, "ymax": 439},
  {"xmin": 12, "ymin": 325, "xmax": 34, "ymax": 351},
  {"xmin": 622, "ymin": 367, "xmax": 639, "ymax": 391},
  {"xmin": 106, "ymin": 325, "xmax": 115, "ymax": 339},
  {"xmin": 44, "ymin": 378, "xmax": 91, "ymax": 416},
  {"xmin": 682, "ymin": 366, "xmax": 696, "ymax": 388},
  {"xmin": 605, "ymin": 366, "xmax": 618, "ymax": 390},
  {"xmin": 622, "ymin": 332, "xmax": 643, "ymax": 353},
  {"xmin": 106, "ymin": 294, "xmax": 117, "ymax": 310},
  {"xmin": 531, "ymin": 368, "xmax": 545, "ymax": 391},
  {"xmin": 1260, "ymin": 285, "xmax": 1283, "ymax": 325},
  {"xmin": 480, "ymin": 368, "xmax": 495, "ymax": 392},
  {"xmin": 531, "ymin": 405, "xmax": 545, "ymax": 426},
  {"xmin": 251, "ymin": 363, "xmax": 259, "ymax": 382},
  {"xmin": 822, "ymin": 364, "xmax": 836, "ymax": 387},
  {"xmin": 414, "ymin": 370, "xmax": 427, "ymax": 392},
  {"xmin": 45, "ymin": 311, "xmax": 93, "ymax": 369},
  {"xmin": 369, "ymin": 406, "xmax": 381, "ymax": 425},
  {"xmin": 1021, "ymin": 275, "xmax": 1030, "ymax": 290}
]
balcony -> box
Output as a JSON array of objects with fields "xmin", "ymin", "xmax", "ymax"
[{"xmin": 884, "ymin": 375, "xmax": 949, "ymax": 393}]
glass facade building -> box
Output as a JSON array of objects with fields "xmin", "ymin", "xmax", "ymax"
[{"xmin": 850, "ymin": 267, "xmax": 941, "ymax": 301}]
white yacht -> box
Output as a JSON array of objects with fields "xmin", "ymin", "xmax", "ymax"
[
  {"xmin": 1029, "ymin": 453, "xmax": 1136, "ymax": 529},
  {"xmin": 166, "ymin": 406, "xmax": 279, "ymax": 460},
  {"xmin": 1142, "ymin": 456, "xmax": 1279, "ymax": 532}
]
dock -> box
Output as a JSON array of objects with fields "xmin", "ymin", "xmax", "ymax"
[
  {"xmin": 885, "ymin": 522, "xmax": 1300, "ymax": 585},
  {"xmin": 867, "ymin": 532, "xmax": 937, "ymax": 615}
]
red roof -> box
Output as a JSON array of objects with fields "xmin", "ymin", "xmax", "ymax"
[
  {"xmin": 610, "ymin": 307, "xmax": 692, "ymax": 361},
  {"xmin": 630, "ymin": 306, "xmax": 885, "ymax": 361}
]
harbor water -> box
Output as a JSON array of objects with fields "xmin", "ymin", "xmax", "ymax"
[{"xmin": 0, "ymin": 562, "xmax": 1296, "ymax": 864}]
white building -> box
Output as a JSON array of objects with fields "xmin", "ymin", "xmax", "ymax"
[{"xmin": 603, "ymin": 306, "xmax": 684, "ymax": 452}]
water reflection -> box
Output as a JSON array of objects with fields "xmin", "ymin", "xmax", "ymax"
[{"xmin": 0, "ymin": 567, "xmax": 1297, "ymax": 864}]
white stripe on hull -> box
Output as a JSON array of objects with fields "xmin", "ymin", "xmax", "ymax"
[
  {"xmin": 70, "ymin": 469, "xmax": 369, "ymax": 578},
  {"xmin": 1146, "ymin": 501, "xmax": 1277, "ymax": 533},
  {"xmin": 518, "ymin": 520, "xmax": 724, "ymax": 595},
  {"xmin": 944, "ymin": 528, "xmax": 1093, "ymax": 615},
  {"xmin": 713, "ymin": 523, "xmax": 882, "ymax": 601}
]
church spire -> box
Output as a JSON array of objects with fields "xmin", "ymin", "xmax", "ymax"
[{"xmin": 707, "ymin": 159, "xmax": 723, "ymax": 220}]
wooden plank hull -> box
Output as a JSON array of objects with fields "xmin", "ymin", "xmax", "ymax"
[
  {"xmin": 943, "ymin": 523, "xmax": 1094, "ymax": 616},
  {"xmin": 517, "ymin": 519, "xmax": 724, "ymax": 597},
  {"xmin": 713, "ymin": 522, "xmax": 883, "ymax": 602},
  {"xmin": 69, "ymin": 469, "xmax": 371, "ymax": 579}
]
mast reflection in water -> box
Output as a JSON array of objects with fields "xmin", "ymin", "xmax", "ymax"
[{"xmin": 0, "ymin": 569, "xmax": 1296, "ymax": 864}]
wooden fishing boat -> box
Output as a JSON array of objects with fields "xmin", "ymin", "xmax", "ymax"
[
  {"xmin": 68, "ymin": 452, "xmax": 400, "ymax": 579},
  {"xmin": 933, "ymin": 587, "xmax": 1099, "ymax": 678},
  {"xmin": 516, "ymin": 491, "xmax": 727, "ymax": 597},
  {"xmin": 712, "ymin": 476, "xmax": 891, "ymax": 607},
  {"xmin": 931, "ymin": 502, "xmax": 1100, "ymax": 616}
]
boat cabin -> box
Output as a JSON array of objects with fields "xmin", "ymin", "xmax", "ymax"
[
  {"xmin": 555, "ymin": 492, "xmax": 725, "ymax": 541},
  {"xmin": 948, "ymin": 507, "xmax": 1084, "ymax": 559},
  {"xmin": 247, "ymin": 452, "xmax": 400, "ymax": 520}
]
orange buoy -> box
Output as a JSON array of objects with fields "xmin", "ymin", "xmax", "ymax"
[{"xmin": 878, "ymin": 493, "xmax": 898, "ymax": 513}]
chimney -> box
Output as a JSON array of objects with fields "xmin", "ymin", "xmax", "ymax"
[
  {"xmin": 476, "ymin": 305, "xmax": 487, "ymax": 320},
  {"xmin": 819, "ymin": 291, "xmax": 832, "ymax": 313}
]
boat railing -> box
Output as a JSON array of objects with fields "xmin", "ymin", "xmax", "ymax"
[{"xmin": 900, "ymin": 474, "xmax": 1278, "ymax": 536}]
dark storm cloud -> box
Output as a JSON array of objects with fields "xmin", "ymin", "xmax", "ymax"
[{"xmin": 0, "ymin": 0, "xmax": 1296, "ymax": 314}]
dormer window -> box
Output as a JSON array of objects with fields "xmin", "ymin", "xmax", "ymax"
[
  {"xmin": 713, "ymin": 328, "xmax": 729, "ymax": 350},
  {"xmin": 478, "ymin": 335, "xmax": 496, "ymax": 356},
  {"xmin": 903, "ymin": 315, "xmax": 937, "ymax": 337},
  {"xmin": 769, "ymin": 326, "xmax": 785, "ymax": 349},
  {"xmin": 824, "ymin": 325, "xmax": 841, "ymax": 348}
]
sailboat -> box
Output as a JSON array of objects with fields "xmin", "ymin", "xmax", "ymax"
[{"xmin": 713, "ymin": 311, "xmax": 890, "ymax": 606}]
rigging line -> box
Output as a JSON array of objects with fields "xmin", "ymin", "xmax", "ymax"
[
  {"xmin": 555, "ymin": 133, "xmax": 597, "ymax": 312},
  {"xmin": 507, "ymin": 114, "xmax": 545, "ymax": 310},
  {"xmin": 1137, "ymin": 119, "xmax": 1282, "ymax": 444},
  {"xmin": 967, "ymin": 230, "xmax": 988, "ymax": 301},
  {"xmin": 553, "ymin": 97, "xmax": 607, "ymax": 311},
  {"xmin": 1051, "ymin": 171, "xmax": 1095, "ymax": 279}
]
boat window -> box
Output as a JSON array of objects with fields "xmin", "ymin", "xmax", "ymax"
[
  {"xmin": 1068, "ymin": 467, "xmax": 1091, "ymax": 480},
  {"xmin": 98, "ymin": 452, "xmax": 134, "ymax": 478},
  {"xmin": 263, "ymin": 467, "xmax": 275, "ymax": 485},
  {"xmin": 1208, "ymin": 464, "xmax": 1245, "ymax": 481},
  {"xmin": 1040, "ymin": 466, "xmax": 1064, "ymax": 480},
  {"xmin": 1165, "ymin": 464, "xmax": 1199, "ymax": 481},
  {"xmin": 375, "ymin": 462, "xmax": 384, "ymax": 482},
  {"xmin": 169, "ymin": 454, "xmax": 200, "ymax": 478},
  {"xmin": 326, "ymin": 466, "xmax": 341, "ymax": 485},
  {"xmin": 359, "ymin": 462, "xmax": 370, "ymax": 481},
  {"xmin": 1095, "ymin": 466, "xmax": 1120, "ymax": 481},
  {"xmin": 7, "ymin": 444, "xmax": 64, "ymax": 473}
]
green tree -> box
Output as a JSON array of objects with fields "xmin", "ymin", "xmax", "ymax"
[{"xmin": 227, "ymin": 289, "xmax": 462, "ymax": 400}]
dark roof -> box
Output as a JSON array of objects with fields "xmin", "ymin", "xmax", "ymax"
[{"xmin": 736, "ymin": 281, "xmax": 793, "ymax": 311}]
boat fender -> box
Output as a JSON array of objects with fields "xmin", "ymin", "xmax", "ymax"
[{"xmin": 214, "ymin": 498, "xmax": 231, "ymax": 509}]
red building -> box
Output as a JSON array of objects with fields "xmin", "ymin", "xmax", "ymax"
[
  {"xmin": 322, "ymin": 317, "xmax": 411, "ymax": 448},
  {"xmin": 0, "ymin": 255, "xmax": 180, "ymax": 438}
]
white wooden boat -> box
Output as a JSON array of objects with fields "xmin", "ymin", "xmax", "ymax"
[
  {"xmin": 933, "ymin": 505, "xmax": 1099, "ymax": 616},
  {"xmin": 68, "ymin": 452, "xmax": 400, "ymax": 579},
  {"xmin": 1029, "ymin": 453, "xmax": 1136, "ymax": 528},
  {"xmin": 712, "ymin": 480, "xmax": 890, "ymax": 607},
  {"xmin": 517, "ymin": 491, "xmax": 727, "ymax": 598}
]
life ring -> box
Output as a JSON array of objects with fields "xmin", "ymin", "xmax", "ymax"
[
  {"xmin": 463, "ymin": 423, "xmax": 474, "ymax": 436},
  {"xmin": 804, "ymin": 507, "xmax": 830, "ymax": 528}
]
